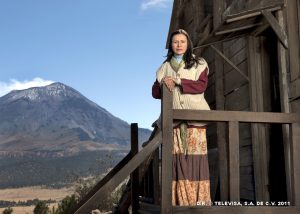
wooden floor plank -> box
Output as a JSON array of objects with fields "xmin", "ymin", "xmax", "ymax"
[
  {"xmin": 139, "ymin": 203, "xmax": 300, "ymax": 214},
  {"xmin": 174, "ymin": 206, "xmax": 300, "ymax": 214}
]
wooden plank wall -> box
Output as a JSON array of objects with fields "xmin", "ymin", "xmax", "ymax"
[
  {"xmin": 286, "ymin": 0, "xmax": 300, "ymax": 112},
  {"xmin": 222, "ymin": 37, "xmax": 255, "ymax": 201},
  {"xmin": 167, "ymin": 0, "xmax": 300, "ymax": 204}
]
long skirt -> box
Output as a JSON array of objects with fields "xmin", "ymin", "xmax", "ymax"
[{"xmin": 172, "ymin": 126, "xmax": 211, "ymax": 206}]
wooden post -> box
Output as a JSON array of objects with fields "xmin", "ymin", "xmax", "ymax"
[
  {"xmin": 131, "ymin": 123, "xmax": 139, "ymax": 214},
  {"xmin": 290, "ymin": 123, "xmax": 300, "ymax": 206},
  {"xmin": 248, "ymin": 36, "xmax": 270, "ymax": 202},
  {"xmin": 161, "ymin": 84, "xmax": 173, "ymax": 213},
  {"xmin": 276, "ymin": 9, "xmax": 292, "ymax": 203},
  {"xmin": 153, "ymin": 148, "xmax": 160, "ymax": 205},
  {"xmin": 213, "ymin": 0, "xmax": 228, "ymax": 202},
  {"xmin": 228, "ymin": 121, "xmax": 240, "ymax": 201},
  {"xmin": 286, "ymin": 0, "xmax": 300, "ymax": 83}
]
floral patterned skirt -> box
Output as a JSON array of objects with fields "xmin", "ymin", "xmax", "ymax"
[{"xmin": 172, "ymin": 125, "xmax": 211, "ymax": 206}]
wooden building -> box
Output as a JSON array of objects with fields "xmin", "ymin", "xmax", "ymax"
[
  {"xmin": 72, "ymin": 0, "xmax": 300, "ymax": 213},
  {"xmin": 165, "ymin": 0, "xmax": 300, "ymax": 204}
]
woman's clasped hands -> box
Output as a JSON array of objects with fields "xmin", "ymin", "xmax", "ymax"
[{"xmin": 162, "ymin": 76, "xmax": 176, "ymax": 91}]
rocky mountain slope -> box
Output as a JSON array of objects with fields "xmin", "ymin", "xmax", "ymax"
[
  {"xmin": 0, "ymin": 82, "xmax": 151, "ymax": 157},
  {"xmin": 0, "ymin": 83, "xmax": 152, "ymax": 187}
]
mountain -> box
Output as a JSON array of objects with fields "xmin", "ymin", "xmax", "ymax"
[
  {"xmin": 0, "ymin": 82, "xmax": 151, "ymax": 157},
  {"xmin": 0, "ymin": 82, "xmax": 152, "ymax": 188}
]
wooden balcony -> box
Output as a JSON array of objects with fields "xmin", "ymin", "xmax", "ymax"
[{"xmin": 72, "ymin": 85, "xmax": 300, "ymax": 214}]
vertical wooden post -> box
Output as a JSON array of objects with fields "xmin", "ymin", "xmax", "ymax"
[
  {"xmin": 291, "ymin": 123, "xmax": 300, "ymax": 206},
  {"xmin": 248, "ymin": 36, "xmax": 270, "ymax": 202},
  {"xmin": 153, "ymin": 148, "xmax": 160, "ymax": 205},
  {"xmin": 228, "ymin": 121, "xmax": 240, "ymax": 201},
  {"xmin": 213, "ymin": 0, "xmax": 228, "ymax": 201},
  {"xmin": 161, "ymin": 84, "xmax": 173, "ymax": 213},
  {"xmin": 276, "ymin": 9, "xmax": 292, "ymax": 202},
  {"xmin": 131, "ymin": 123, "xmax": 139, "ymax": 214}
]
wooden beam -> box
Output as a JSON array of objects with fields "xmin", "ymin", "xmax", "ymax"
[
  {"xmin": 210, "ymin": 45, "xmax": 249, "ymax": 81},
  {"xmin": 228, "ymin": 121, "xmax": 240, "ymax": 201},
  {"xmin": 286, "ymin": 0, "xmax": 300, "ymax": 81},
  {"xmin": 215, "ymin": 22, "xmax": 263, "ymax": 35},
  {"xmin": 213, "ymin": 0, "xmax": 228, "ymax": 202},
  {"xmin": 291, "ymin": 123, "xmax": 300, "ymax": 206},
  {"xmin": 74, "ymin": 132, "xmax": 162, "ymax": 214},
  {"xmin": 197, "ymin": 14, "xmax": 212, "ymax": 33},
  {"xmin": 161, "ymin": 84, "xmax": 173, "ymax": 213},
  {"xmin": 262, "ymin": 9, "xmax": 288, "ymax": 48},
  {"xmin": 195, "ymin": 33, "xmax": 249, "ymax": 49},
  {"xmin": 131, "ymin": 123, "xmax": 139, "ymax": 214},
  {"xmin": 276, "ymin": 9, "xmax": 292, "ymax": 203},
  {"xmin": 248, "ymin": 36, "xmax": 269, "ymax": 201},
  {"xmin": 173, "ymin": 110, "xmax": 300, "ymax": 124},
  {"xmin": 290, "ymin": 78, "xmax": 300, "ymax": 101},
  {"xmin": 251, "ymin": 23, "xmax": 270, "ymax": 36},
  {"xmin": 248, "ymin": 36, "xmax": 261, "ymax": 201},
  {"xmin": 225, "ymin": 5, "xmax": 282, "ymax": 23},
  {"xmin": 152, "ymin": 148, "xmax": 160, "ymax": 205}
]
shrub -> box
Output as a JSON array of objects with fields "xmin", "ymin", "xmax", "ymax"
[
  {"xmin": 2, "ymin": 207, "xmax": 13, "ymax": 214},
  {"xmin": 49, "ymin": 206, "xmax": 58, "ymax": 214},
  {"xmin": 73, "ymin": 174, "xmax": 128, "ymax": 212},
  {"xmin": 33, "ymin": 201, "xmax": 49, "ymax": 214},
  {"xmin": 56, "ymin": 195, "xmax": 77, "ymax": 214},
  {"xmin": 97, "ymin": 182, "xmax": 126, "ymax": 212}
]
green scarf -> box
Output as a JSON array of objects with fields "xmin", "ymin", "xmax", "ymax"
[
  {"xmin": 180, "ymin": 122, "xmax": 188, "ymax": 155},
  {"xmin": 170, "ymin": 57, "xmax": 185, "ymax": 72},
  {"xmin": 170, "ymin": 57, "xmax": 188, "ymax": 154}
]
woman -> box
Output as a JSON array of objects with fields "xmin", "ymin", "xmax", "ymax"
[{"xmin": 152, "ymin": 29, "xmax": 211, "ymax": 206}]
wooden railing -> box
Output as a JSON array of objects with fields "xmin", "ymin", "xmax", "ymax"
[
  {"xmin": 71, "ymin": 124, "xmax": 162, "ymax": 214},
  {"xmin": 160, "ymin": 84, "xmax": 300, "ymax": 213},
  {"xmin": 73, "ymin": 84, "xmax": 300, "ymax": 214}
]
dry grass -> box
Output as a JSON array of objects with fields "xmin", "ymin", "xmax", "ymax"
[
  {"xmin": 0, "ymin": 186, "xmax": 73, "ymax": 201},
  {"xmin": 0, "ymin": 186, "xmax": 74, "ymax": 214},
  {"xmin": 0, "ymin": 205, "xmax": 35, "ymax": 214},
  {"xmin": 0, "ymin": 203, "xmax": 58, "ymax": 214}
]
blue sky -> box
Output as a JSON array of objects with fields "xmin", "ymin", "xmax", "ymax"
[{"xmin": 0, "ymin": 0, "xmax": 173, "ymax": 129}]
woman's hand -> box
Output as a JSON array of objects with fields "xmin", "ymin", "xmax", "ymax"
[{"xmin": 162, "ymin": 76, "xmax": 175, "ymax": 91}]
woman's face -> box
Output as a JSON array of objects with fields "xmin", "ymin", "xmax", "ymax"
[{"xmin": 171, "ymin": 33, "xmax": 188, "ymax": 56}]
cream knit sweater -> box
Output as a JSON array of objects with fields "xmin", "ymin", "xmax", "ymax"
[{"xmin": 156, "ymin": 58, "xmax": 210, "ymax": 127}]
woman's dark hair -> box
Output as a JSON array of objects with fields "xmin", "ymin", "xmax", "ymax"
[{"xmin": 165, "ymin": 29, "xmax": 200, "ymax": 69}]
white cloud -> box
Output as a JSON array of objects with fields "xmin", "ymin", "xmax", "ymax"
[
  {"xmin": 0, "ymin": 77, "xmax": 54, "ymax": 97},
  {"xmin": 140, "ymin": 0, "xmax": 172, "ymax": 11}
]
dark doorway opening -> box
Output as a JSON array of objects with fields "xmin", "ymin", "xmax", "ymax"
[{"xmin": 262, "ymin": 28, "xmax": 287, "ymax": 202}]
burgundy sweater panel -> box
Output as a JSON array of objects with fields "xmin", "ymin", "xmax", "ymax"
[
  {"xmin": 152, "ymin": 80, "xmax": 161, "ymax": 99},
  {"xmin": 180, "ymin": 67, "xmax": 208, "ymax": 94},
  {"xmin": 151, "ymin": 67, "xmax": 208, "ymax": 99}
]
